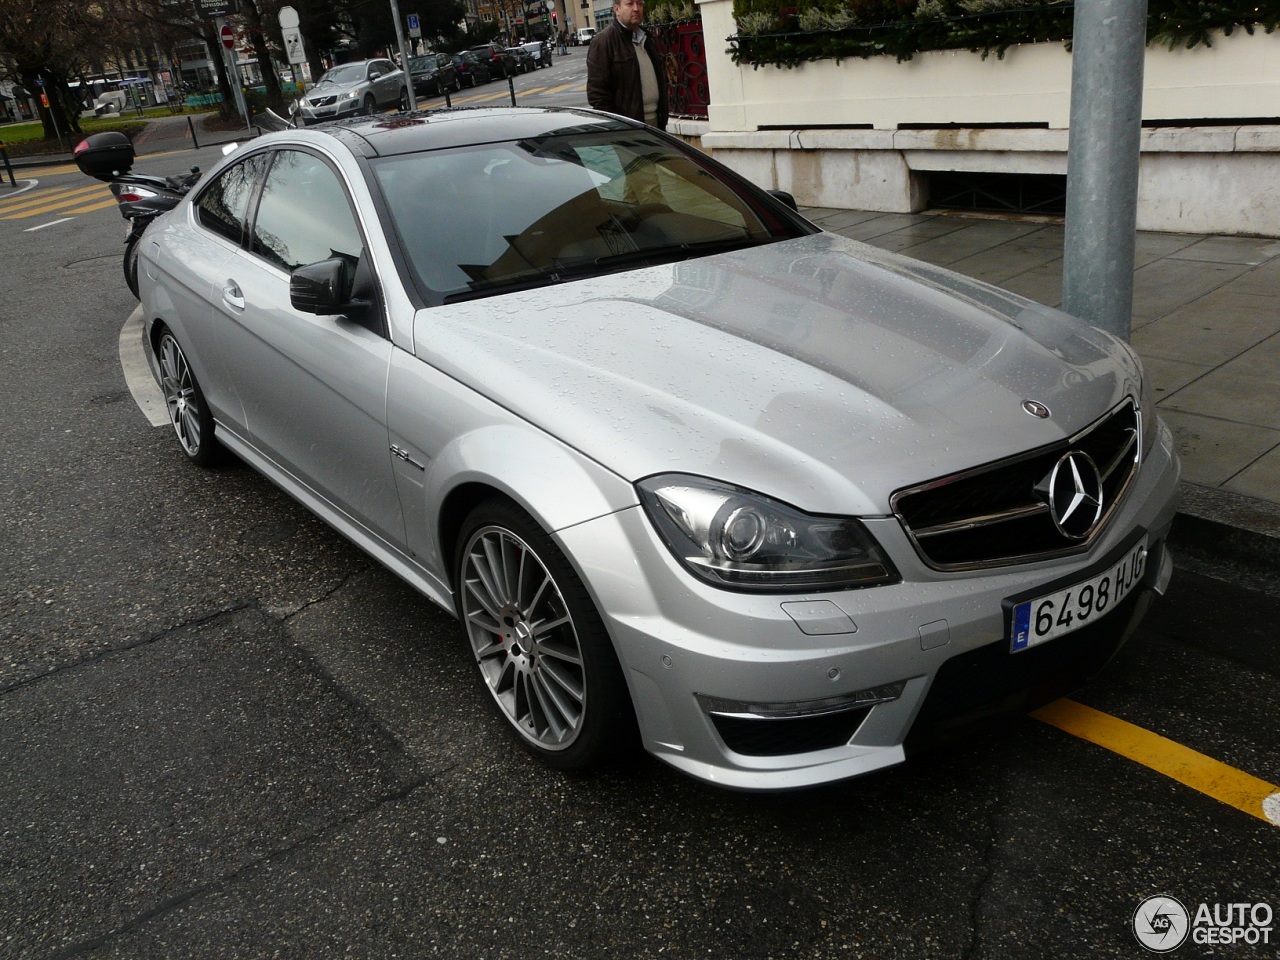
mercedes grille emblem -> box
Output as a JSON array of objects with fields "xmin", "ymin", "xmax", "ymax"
[
  {"xmin": 1022, "ymin": 400, "xmax": 1051, "ymax": 419},
  {"xmin": 1045, "ymin": 451, "xmax": 1104, "ymax": 539}
]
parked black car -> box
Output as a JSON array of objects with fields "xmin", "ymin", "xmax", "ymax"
[
  {"xmin": 451, "ymin": 51, "xmax": 492, "ymax": 87},
  {"xmin": 506, "ymin": 46, "xmax": 535, "ymax": 74},
  {"xmin": 408, "ymin": 53, "xmax": 460, "ymax": 96},
  {"xmin": 467, "ymin": 43, "xmax": 516, "ymax": 80},
  {"xmin": 521, "ymin": 40, "xmax": 552, "ymax": 67}
]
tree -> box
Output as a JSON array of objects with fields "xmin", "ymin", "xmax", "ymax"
[
  {"xmin": 236, "ymin": 0, "xmax": 286, "ymax": 108},
  {"xmin": 0, "ymin": 0, "xmax": 118, "ymax": 139}
]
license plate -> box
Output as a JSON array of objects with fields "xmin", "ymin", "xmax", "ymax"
[{"xmin": 1011, "ymin": 538, "xmax": 1148, "ymax": 652}]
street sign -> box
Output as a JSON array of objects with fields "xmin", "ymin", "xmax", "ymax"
[
  {"xmin": 220, "ymin": 24, "xmax": 235, "ymax": 49},
  {"xmin": 407, "ymin": 13, "xmax": 421, "ymax": 39},
  {"xmin": 283, "ymin": 28, "xmax": 306, "ymax": 65},
  {"xmin": 197, "ymin": 0, "xmax": 237, "ymax": 18}
]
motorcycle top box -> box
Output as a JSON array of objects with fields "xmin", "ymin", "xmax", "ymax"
[{"xmin": 74, "ymin": 132, "xmax": 135, "ymax": 181}]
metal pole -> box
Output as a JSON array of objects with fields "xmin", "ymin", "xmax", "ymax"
[
  {"xmin": 216, "ymin": 17, "xmax": 252, "ymax": 132},
  {"xmin": 188, "ymin": 115, "xmax": 200, "ymax": 149},
  {"xmin": 387, "ymin": 0, "xmax": 416, "ymax": 110},
  {"xmin": 0, "ymin": 144, "xmax": 16, "ymax": 187},
  {"xmin": 39, "ymin": 77, "xmax": 67, "ymax": 153},
  {"xmin": 1061, "ymin": 0, "xmax": 1148, "ymax": 341}
]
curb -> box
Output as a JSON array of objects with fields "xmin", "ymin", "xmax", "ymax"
[{"xmin": 1168, "ymin": 482, "xmax": 1280, "ymax": 569}]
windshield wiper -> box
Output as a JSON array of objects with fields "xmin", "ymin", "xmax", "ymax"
[
  {"xmin": 591, "ymin": 235, "xmax": 763, "ymax": 268},
  {"xmin": 438, "ymin": 236, "xmax": 773, "ymax": 304}
]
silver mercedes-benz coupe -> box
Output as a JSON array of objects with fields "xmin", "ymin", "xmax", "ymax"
[{"xmin": 139, "ymin": 107, "xmax": 1179, "ymax": 789}]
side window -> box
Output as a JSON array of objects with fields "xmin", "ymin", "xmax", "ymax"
[
  {"xmin": 250, "ymin": 150, "xmax": 364, "ymax": 273},
  {"xmin": 195, "ymin": 154, "xmax": 266, "ymax": 244}
]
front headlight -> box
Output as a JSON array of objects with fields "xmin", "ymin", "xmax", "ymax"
[
  {"xmin": 637, "ymin": 475, "xmax": 899, "ymax": 593},
  {"xmin": 343, "ymin": 89, "xmax": 361, "ymax": 100}
]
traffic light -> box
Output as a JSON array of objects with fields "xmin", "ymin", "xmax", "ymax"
[{"xmin": 552, "ymin": 11, "xmax": 557, "ymax": 23}]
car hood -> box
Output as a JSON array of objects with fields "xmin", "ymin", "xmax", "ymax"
[
  {"xmin": 310, "ymin": 78, "xmax": 361, "ymax": 95},
  {"xmin": 414, "ymin": 233, "xmax": 1142, "ymax": 515}
]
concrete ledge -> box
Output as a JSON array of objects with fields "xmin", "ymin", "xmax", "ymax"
[
  {"xmin": 1169, "ymin": 482, "xmax": 1280, "ymax": 569},
  {"xmin": 701, "ymin": 125, "xmax": 1280, "ymax": 236}
]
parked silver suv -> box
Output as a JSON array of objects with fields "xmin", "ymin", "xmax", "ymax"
[{"xmin": 295, "ymin": 58, "xmax": 407, "ymax": 125}]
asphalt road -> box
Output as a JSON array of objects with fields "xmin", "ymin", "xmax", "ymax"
[{"xmin": 0, "ymin": 130, "xmax": 1277, "ymax": 960}]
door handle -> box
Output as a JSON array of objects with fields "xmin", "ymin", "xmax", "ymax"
[{"xmin": 222, "ymin": 282, "xmax": 245, "ymax": 310}]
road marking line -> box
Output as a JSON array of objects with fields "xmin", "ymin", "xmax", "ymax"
[
  {"xmin": 24, "ymin": 217, "xmax": 75, "ymax": 232},
  {"xmin": 15, "ymin": 163, "xmax": 79, "ymax": 177},
  {"xmin": 0, "ymin": 186, "xmax": 110, "ymax": 218},
  {"xmin": 541, "ymin": 83, "xmax": 580, "ymax": 94},
  {"xmin": 72, "ymin": 197, "xmax": 122, "ymax": 214},
  {"xmin": 120, "ymin": 306, "xmax": 169, "ymax": 427},
  {"xmin": 1033, "ymin": 699, "xmax": 1280, "ymax": 827},
  {"xmin": 0, "ymin": 182, "xmax": 106, "ymax": 213},
  {"xmin": 1, "ymin": 179, "xmax": 38, "ymax": 198}
]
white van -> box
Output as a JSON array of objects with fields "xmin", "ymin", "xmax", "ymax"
[{"xmin": 576, "ymin": 27, "xmax": 596, "ymax": 44}]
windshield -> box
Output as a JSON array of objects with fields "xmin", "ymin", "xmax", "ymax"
[
  {"xmin": 409, "ymin": 57, "xmax": 435, "ymax": 71},
  {"xmin": 373, "ymin": 128, "xmax": 808, "ymax": 303},
  {"xmin": 319, "ymin": 63, "xmax": 366, "ymax": 85}
]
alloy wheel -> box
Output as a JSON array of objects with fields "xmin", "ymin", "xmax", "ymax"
[
  {"xmin": 460, "ymin": 524, "xmax": 587, "ymax": 752},
  {"xmin": 157, "ymin": 331, "xmax": 215, "ymax": 463}
]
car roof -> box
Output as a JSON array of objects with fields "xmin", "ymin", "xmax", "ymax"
[{"xmin": 295, "ymin": 107, "xmax": 638, "ymax": 158}]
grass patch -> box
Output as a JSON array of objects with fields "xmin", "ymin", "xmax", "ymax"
[{"xmin": 0, "ymin": 106, "xmax": 218, "ymax": 157}]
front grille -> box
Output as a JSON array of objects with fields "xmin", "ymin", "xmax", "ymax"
[
  {"xmin": 891, "ymin": 399, "xmax": 1140, "ymax": 570},
  {"xmin": 711, "ymin": 708, "xmax": 872, "ymax": 756},
  {"xmin": 309, "ymin": 95, "xmax": 337, "ymax": 106}
]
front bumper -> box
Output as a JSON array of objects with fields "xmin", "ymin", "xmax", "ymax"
[
  {"xmin": 297, "ymin": 97, "xmax": 364, "ymax": 125},
  {"xmin": 555, "ymin": 420, "xmax": 1180, "ymax": 790}
]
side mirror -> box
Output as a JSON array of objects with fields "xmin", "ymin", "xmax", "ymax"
[
  {"xmin": 291, "ymin": 257, "xmax": 381, "ymax": 333},
  {"xmin": 291, "ymin": 258, "xmax": 354, "ymax": 314},
  {"xmin": 768, "ymin": 189, "xmax": 798, "ymax": 212}
]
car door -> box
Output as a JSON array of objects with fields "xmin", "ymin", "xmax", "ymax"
[
  {"xmin": 152, "ymin": 151, "xmax": 270, "ymax": 434},
  {"xmin": 212, "ymin": 146, "xmax": 405, "ymax": 549},
  {"xmin": 372, "ymin": 59, "xmax": 397, "ymax": 106}
]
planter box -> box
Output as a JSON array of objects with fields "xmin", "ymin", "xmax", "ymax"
[{"xmin": 695, "ymin": 0, "xmax": 1280, "ymax": 235}]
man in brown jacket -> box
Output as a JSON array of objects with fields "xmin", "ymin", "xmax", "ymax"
[{"xmin": 586, "ymin": 0, "xmax": 669, "ymax": 130}]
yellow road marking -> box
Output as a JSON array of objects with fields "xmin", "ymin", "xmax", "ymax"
[
  {"xmin": 469, "ymin": 92, "xmax": 514, "ymax": 104},
  {"xmin": 1034, "ymin": 699, "xmax": 1280, "ymax": 826},
  {"xmin": 541, "ymin": 83, "xmax": 581, "ymax": 94},
  {"xmin": 16, "ymin": 162, "xmax": 80, "ymax": 177},
  {"xmin": 1, "ymin": 187, "xmax": 112, "ymax": 219},
  {"xmin": 0, "ymin": 183, "xmax": 106, "ymax": 213},
  {"xmin": 73, "ymin": 196, "xmax": 123, "ymax": 214}
]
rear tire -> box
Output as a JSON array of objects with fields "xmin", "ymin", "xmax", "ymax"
[
  {"xmin": 156, "ymin": 327, "xmax": 221, "ymax": 467},
  {"xmin": 123, "ymin": 233, "xmax": 141, "ymax": 300}
]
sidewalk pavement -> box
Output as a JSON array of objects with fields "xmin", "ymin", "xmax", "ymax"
[{"xmin": 801, "ymin": 206, "xmax": 1280, "ymax": 569}]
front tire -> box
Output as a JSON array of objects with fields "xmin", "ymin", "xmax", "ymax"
[
  {"xmin": 363, "ymin": 93, "xmax": 375, "ymax": 115},
  {"xmin": 399, "ymin": 88, "xmax": 411, "ymax": 112},
  {"xmin": 455, "ymin": 499, "xmax": 634, "ymax": 770},
  {"xmin": 157, "ymin": 327, "xmax": 221, "ymax": 467}
]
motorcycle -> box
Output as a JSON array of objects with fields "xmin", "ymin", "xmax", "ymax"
[
  {"xmin": 74, "ymin": 131, "xmax": 201, "ymax": 299},
  {"xmin": 73, "ymin": 111, "xmax": 293, "ymax": 298}
]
